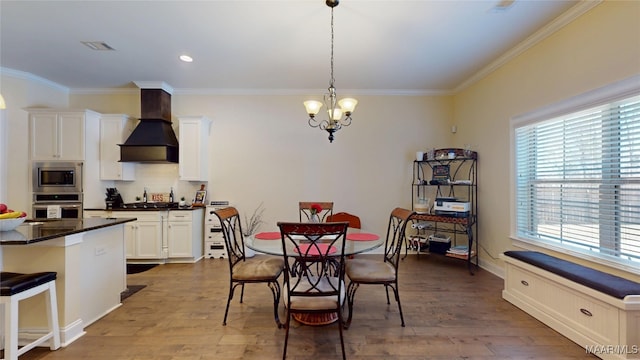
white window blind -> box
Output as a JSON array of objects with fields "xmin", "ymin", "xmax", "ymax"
[{"xmin": 514, "ymin": 92, "xmax": 640, "ymax": 267}]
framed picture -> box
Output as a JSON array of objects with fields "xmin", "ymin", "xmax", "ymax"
[{"xmin": 194, "ymin": 190, "xmax": 207, "ymax": 205}]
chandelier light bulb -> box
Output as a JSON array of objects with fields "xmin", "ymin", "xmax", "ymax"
[
  {"xmin": 304, "ymin": 100, "xmax": 323, "ymax": 117},
  {"xmin": 338, "ymin": 98, "xmax": 357, "ymax": 114},
  {"xmin": 328, "ymin": 107, "xmax": 343, "ymax": 121}
]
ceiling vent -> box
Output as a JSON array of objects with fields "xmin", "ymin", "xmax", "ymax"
[{"xmin": 81, "ymin": 41, "xmax": 115, "ymax": 51}]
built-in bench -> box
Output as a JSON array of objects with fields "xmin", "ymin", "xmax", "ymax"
[{"xmin": 501, "ymin": 250, "xmax": 640, "ymax": 360}]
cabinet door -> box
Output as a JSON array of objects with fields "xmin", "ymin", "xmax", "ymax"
[
  {"xmin": 57, "ymin": 112, "xmax": 85, "ymax": 160},
  {"xmin": 100, "ymin": 115, "xmax": 136, "ymax": 180},
  {"xmin": 134, "ymin": 221, "xmax": 163, "ymax": 259},
  {"xmin": 167, "ymin": 221, "xmax": 193, "ymax": 257},
  {"xmin": 178, "ymin": 116, "xmax": 211, "ymax": 181},
  {"xmin": 30, "ymin": 112, "xmax": 85, "ymax": 160},
  {"xmin": 124, "ymin": 222, "xmax": 137, "ymax": 258},
  {"xmin": 30, "ymin": 112, "xmax": 59, "ymax": 160}
]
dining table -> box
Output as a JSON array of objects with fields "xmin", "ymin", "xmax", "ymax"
[{"xmin": 246, "ymin": 228, "xmax": 383, "ymax": 326}]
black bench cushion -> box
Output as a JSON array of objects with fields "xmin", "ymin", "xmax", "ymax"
[
  {"xmin": 1, "ymin": 272, "xmax": 57, "ymax": 296},
  {"xmin": 504, "ymin": 251, "xmax": 640, "ymax": 300}
]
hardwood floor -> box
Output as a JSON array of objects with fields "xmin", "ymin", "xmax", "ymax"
[{"xmin": 17, "ymin": 254, "xmax": 596, "ymax": 359}]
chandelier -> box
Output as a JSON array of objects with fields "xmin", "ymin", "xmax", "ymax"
[{"xmin": 303, "ymin": 0, "xmax": 357, "ymax": 143}]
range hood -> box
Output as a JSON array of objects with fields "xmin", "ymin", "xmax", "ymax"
[{"xmin": 119, "ymin": 85, "xmax": 179, "ymax": 163}]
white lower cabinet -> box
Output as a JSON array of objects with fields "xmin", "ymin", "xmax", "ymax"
[
  {"xmin": 85, "ymin": 209, "xmax": 203, "ymax": 263},
  {"xmin": 124, "ymin": 213, "xmax": 165, "ymax": 259},
  {"xmin": 84, "ymin": 210, "xmax": 165, "ymax": 261},
  {"xmin": 167, "ymin": 208, "xmax": 203, "ymax": 262}
]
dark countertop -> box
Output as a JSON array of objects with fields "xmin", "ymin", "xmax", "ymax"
[
  {"xmin": 84, "ymin": 206, "xmax": 204, "ymax": 211},
  {"xmin": 0, "ymin": 218, "xmax": 136, "ymax": 245}
]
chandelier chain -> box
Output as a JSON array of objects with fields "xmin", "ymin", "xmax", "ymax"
[{"xmin": 329, "ymin": 7, "xmax": 335, "ymax": 88}]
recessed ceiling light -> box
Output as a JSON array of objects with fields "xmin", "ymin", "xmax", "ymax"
[
  {"xmin": 81, "ymin": 41, "xmax": 115, "ymax": 51},
  {"xmin": 493, "ymin": 0, "xmax": 515, "ymax": 11},
  {"xmin": 179, "ymin": 55, "xmax": 193, "ymax": 62}
]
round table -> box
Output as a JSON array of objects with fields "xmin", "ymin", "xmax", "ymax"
[
  {"xmin": 246, "ymin": 229, "xmax": 383, "ymax": 257},
  {"xmin": 246, "ymin": 229, "xmax": 383, "ymax": 325}
]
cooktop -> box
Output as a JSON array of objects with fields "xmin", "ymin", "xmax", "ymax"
[{"xmin": 120, "ymin": 202, "xmax": 179, "ymax": 209}]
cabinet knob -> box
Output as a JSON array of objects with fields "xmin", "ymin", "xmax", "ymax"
[{"xmin": 520, "ymin": 280, "xmax": 529, "ymax": 286}]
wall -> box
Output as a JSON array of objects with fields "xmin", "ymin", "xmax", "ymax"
[
  {"xmin": 0, "ymin": 70, "xmax": 69, "ymax": 208},
  {"xmin": 70, "ymin": 92, "xmax": 453, "ymax": 238},
  {"xmin": 453, "ymin": 0, "xmax": 640, "ymax": 277}
]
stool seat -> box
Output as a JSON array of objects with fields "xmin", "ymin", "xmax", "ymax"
[
  {"xmin": 1, "ymin": 271, "xmax": 60, "ymax": 360},
  {"xmin": 1, "ymin": 272, "xmax": 57, "ymax": 296}
]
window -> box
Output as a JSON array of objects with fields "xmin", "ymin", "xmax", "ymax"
[{"xmin": 512, "ymin": 76, "xmax": 640, "ymax": 270}]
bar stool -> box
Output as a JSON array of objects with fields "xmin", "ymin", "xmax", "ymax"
[{"xmin": 1, "ymin": 272, "xmax": 60, "ymax": 360}]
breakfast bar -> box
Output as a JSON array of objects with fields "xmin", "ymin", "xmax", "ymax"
[{"xmin": 0, "ymin": 218, "xmax": 136, "ymax": 346}]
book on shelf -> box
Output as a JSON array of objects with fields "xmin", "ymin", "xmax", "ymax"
[{"xmin": 445, "ymin": 245, "xmax": 475, "ymax": 259}]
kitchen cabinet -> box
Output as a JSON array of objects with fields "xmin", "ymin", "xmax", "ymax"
[
  {"xmin": 85, "ymin": 209, "xmax": 203, "ymax": 262},
  {"xmin": 100, "ymin": 114, "xmax": 136, "ymax": 180},
  {"xmin": 410, "ymin": 148, "xmax": 478, "ymax": 274},
  {"xmin": 29, "ymin": 109, "xmax": 100, "ymax": 161},
  {"xmin": 178, "ymin": 116, "xmax": 211, "ymax": 181},
  {"xmin": 167, "ymin": 208, "xmax": 204, "ymax": 262},
  {"xmin": 123, "ymin": 212, "xmax": 164, "ymax": 260},
  {"xmin": 84, "ymin": 210, "xmax": 165, "ymax": 261}
]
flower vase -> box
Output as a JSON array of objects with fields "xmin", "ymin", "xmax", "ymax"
[
  {"xmin": 310, "ymin": 214, "xmax": 320, "ymax": 223},
  {"xmin": 243, "ymin": 236, "xmax": 256, "ymax": 258}
]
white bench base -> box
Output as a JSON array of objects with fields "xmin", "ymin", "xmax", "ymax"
[{"xmin": 501, "ymin": 254, "xmax": 640, "ymax": 360}]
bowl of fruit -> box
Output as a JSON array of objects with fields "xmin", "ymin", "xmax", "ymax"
[{"xmin": 0, "ymin": 203, "xmax": 27, "ymax": 231}]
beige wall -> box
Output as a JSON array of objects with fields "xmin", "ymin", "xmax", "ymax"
[
  {"xmin": 2, "ymin": 82, "xmax": 453, "ymax": 239},
  {"xmin": 69, "ymin": 92, "xmax": 453, "ymax": 238},
  {"xmin": 0, "ymin": 71, "xmax": 68, "ymax": 207},
  {"xmin": 453, "ymin": 0, "xmax": 640, "ymax": 277}
]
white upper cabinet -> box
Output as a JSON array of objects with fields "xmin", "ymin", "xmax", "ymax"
[
  {"xmin": 100, "ymin": 114, "xmax": 136, "ymax": 181},
  {"xmin": 178, "ymin": 116, "xmax": 211, "ymax": 181},
  {"xmin": 29, "ymin": 110, "xmax": 98, "ymax": 161}
]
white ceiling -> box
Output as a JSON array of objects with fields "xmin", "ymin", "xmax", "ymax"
[{"xmin": 0, "ymin": 0, "xmax": 582, "ymax": 94}]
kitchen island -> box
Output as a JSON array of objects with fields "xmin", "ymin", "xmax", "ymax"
[{"xmin": 0, "ymin": 218, "xmax": 136, "ymax": 346}]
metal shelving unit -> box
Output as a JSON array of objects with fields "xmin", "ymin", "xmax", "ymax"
[{"xmin": 410, "ymin": 148, "xmax": 478, "ymax": 274}]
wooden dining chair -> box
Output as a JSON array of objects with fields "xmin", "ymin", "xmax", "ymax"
[
  {"xmin": 327, "ymin": 211, "xmax": 361, "ymax": 229},
  {"xmin": 344, "ymin": 207, "xmax": 415, "ymax": 328},
  {"xmin": 213, "ymin": 207, "xmax": 285, "ymax": 328},
  {"xmin": 277, "ymin": 221, "xmax": 350, "ymax": 360},
  {"xmin": 298, "ymin": 201, "xmax": 334, "ymax": 222}
]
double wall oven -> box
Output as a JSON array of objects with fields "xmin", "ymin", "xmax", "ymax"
[{"xmin": 32, "ymin": 161, "xmax": 83, "ymax": 219}]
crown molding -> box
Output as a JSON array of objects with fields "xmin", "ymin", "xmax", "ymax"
[
  {"xmin": 0, "ymin": 67, "xmax": 69, "ymax": 93},
  {"xmin": 454, "ymin": 0, "xmax": 602, "ymax": 93}
]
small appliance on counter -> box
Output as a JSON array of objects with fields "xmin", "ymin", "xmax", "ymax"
[{"xmin": 105, "ymin": 188, "xmax": 124, "ymax": 209}]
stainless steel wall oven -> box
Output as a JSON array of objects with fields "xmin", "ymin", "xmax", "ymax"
[{"xmin": 32, "ymin": 193, "xmax": 83, "ymax": 220}]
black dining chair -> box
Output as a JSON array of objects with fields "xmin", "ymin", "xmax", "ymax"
[
  {"xmin": 298, "ymin": 201, "xmax": 334, "ymax": 222},
  {"xmin": 277, "ymin": 221, "xmax": 350, "ymax": 360},
  {"xmin": 344, "ymin": 207, "xmax": 415, "ymax": 328},
  {"xmin": 213, "ymin": 206, "xmax": 285, "ymax": 328}
]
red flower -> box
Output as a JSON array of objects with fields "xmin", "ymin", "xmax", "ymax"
[{"xmin": 310, "ymin": 203, "xmax": 323, "ymax": 215}]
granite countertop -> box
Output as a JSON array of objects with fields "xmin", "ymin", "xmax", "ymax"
[
  {"xmin": 0, "ymin": 218, "xmax": 136, "ymax": 245},
  {"xmin": 84, "ymin": 206, "xmax": 204, "ymax": 212}
]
